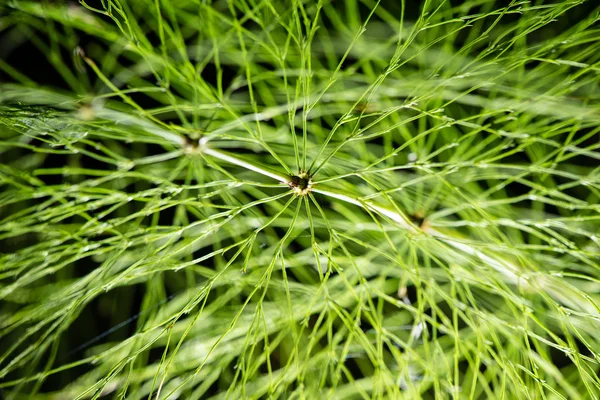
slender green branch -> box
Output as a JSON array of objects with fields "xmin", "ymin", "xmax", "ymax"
[{"xmin": 201, "ymin": 145, "xmax": 289, "ymax": 184}]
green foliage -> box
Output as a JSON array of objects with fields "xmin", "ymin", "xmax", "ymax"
[{"xmin": 1, "ymin": 0, "xmax": 600, "ymax": 398}]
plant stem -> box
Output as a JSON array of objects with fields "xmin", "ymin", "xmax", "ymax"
[
  {"xmin": 198, "ymin": 150, "xmax": 597, "ymax": 315},
  {"xmin": 201, "ymin": 147, "xmax": 289, "ymax": 184}
]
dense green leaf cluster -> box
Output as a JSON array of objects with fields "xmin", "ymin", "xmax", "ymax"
[{"xmin": 1, "ymin": 0, "xmax": 599, "ymax": 398}]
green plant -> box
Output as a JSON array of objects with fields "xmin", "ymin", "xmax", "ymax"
[{"xmin": 1, "ymin": 0, "xmax": 599, "ymax": 398}]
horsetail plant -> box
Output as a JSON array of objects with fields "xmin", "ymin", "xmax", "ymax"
[{"xmin": 1, "ymin": 0, "xmax": 600, "ymax": 399}]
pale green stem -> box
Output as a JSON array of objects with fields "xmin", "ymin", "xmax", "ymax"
[
  {"xmin": 200, "ymin": 145, "xmax": 597, "ymax": 315},
  {"xmin": 314, "ymin": 188, "xmax": 520, "ymax": 283},
  {"xmin": 202, "ymin": 146, "xmax": 289, "ymax": 184},
  {"xmin": 312, "ymin": 188, "xmax": 416, "ymax": 232}
]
